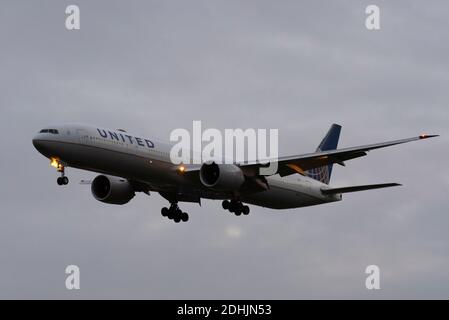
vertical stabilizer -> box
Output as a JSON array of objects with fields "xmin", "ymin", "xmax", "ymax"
[{"xmin": 306, "ymin": 124, "xmax": 342, "ymax": 184}]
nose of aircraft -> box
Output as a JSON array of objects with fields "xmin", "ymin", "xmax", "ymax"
[
  {"xmin": 32, "ymin": 136, "xmax": 50, "ymax": 156},
  {"xmin": 32, "ymin": 136, "xmax": 42, "ymax": 150}
]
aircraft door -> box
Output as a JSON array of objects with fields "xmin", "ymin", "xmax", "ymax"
[{"xmin": 76, "ymin": 129, "xmax": 89, "ymax": 145}]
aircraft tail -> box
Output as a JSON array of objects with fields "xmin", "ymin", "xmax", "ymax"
[{"xmin": 306, "ymin": 124, "xmax": 342, "ymax": 184}]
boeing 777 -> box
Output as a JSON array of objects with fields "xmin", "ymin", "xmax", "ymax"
[{"xmin": 32, "ymin": 123, "xmax": 437, "ymax": 223}]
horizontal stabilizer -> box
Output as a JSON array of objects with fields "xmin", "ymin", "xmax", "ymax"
[{"xmin": 321, "ymin": 183, "xmax": 401, "ymax": 194}]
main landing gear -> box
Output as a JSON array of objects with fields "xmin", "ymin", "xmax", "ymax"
[
  {"xmin": 52, "ymin": 158, "xmax": 69, "ymax": 186},
  {"xmin": 161, "ymin": 203, "xmax": 189, "ymax": 223},
  {"xmin": 222, "ymin": 200, "xmax": 250, "ymax": 216}
]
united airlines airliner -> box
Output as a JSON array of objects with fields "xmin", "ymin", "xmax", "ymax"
[{"xmin": 32, "ymin": 124, "xmax": 437, "ymax": 223}]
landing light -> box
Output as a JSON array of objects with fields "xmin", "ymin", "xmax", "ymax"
[
  {"xmin": 179, "ymin": 166, "xmax": 186, "ymax": 173},
  {"xmin": 419, "ymin": 133, "xmax": 439, "ymax": 139},
  {"xmin": 50, "ymin": 158, "xmax": 59, "ymax": 168}
]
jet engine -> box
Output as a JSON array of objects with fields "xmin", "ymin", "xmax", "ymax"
[
  {"xmin": 199, "ymin": 162, "xmax": 245, "ymax": 191},
  {"xmin": 91, "ymin": 175, "xmax": 135, "ymax": 205}
]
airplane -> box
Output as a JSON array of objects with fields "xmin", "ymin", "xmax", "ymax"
[{"xmin": 32, "ymin": 123, "xmax": 438, "ymax": 223}]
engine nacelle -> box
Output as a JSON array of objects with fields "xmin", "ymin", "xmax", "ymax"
[
  {"xmin": 91, "ymin": 175, "xmax": 135, "ymax": 205},
  {"xmin": 199, "ymin": 162, "xmax": 245, "ymax": 191}
]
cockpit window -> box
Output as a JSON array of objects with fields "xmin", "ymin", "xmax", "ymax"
[{"xmin": 39, "ymin": 129, "xmax": 59, "ymax": 134}]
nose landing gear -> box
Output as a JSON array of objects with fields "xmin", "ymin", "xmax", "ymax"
[
  {"xmin": 52, "ymin": 158, "xmax": 69, "ymax": 186},
  {"xmin": 222, "ymin": 200, "xmax": 250, "ymax": 216},
  {"xmin": 161, "ymin": 203, "xmax": 189, "ymax": 223},
  {"xmin": 57, "ymin": 176, "xmax": 69, "ymax": 186}
]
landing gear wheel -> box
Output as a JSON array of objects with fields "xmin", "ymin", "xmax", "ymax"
[
  {"xmin": 235, "ymin": 203, "xmax": 244, "ymax": 216},
  {"xmin": 229, "ymin": 201, "xmax": 237, "ymax": 213},
  {"xmin": 163, "ymin": 202, "xmax": 189, "ymax": 223},
  {"xmin": 181, "ymin": 212, "xmax": 189, "ymax": 222},
  {"xmin": 62, "ymin": 176, "xmax": 69, "ymax": 185},
  {"xmin": 57, "ymin": 177, "xmax": 63, "ymax": 185},
  {"xmin": 224, "ymin": 200, "xmax": 248, "ymax": 216}
]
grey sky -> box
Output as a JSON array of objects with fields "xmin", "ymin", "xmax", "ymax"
[{"xmin": 0, "ymin": 0, "xmax": 448, "ymax": 299}]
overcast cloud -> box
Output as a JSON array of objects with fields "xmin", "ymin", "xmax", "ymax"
[{"xmin": 0, "ymin": 0, "xmax": 448, "ymax": 299}]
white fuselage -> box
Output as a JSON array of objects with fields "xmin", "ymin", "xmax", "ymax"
[{"xmin": 32, "ymin": 124, "xmax": 341, "ymax": 209}]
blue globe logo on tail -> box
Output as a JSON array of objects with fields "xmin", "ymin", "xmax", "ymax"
[{"xmin": 306, "ymin": 124, "xmax": 342, "ymax": 184}]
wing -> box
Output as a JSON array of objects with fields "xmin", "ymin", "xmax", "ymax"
[{"xmin": 240, "ymin": 134, "xmax": 438, "ymax": 177}]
